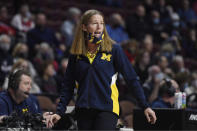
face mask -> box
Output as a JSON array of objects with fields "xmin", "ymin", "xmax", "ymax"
[
  {"xmin": 41, "ymin": 52, "xmax": 49, "ymax": 60},
  {"xmin": 154, "ymin": 72, "xmax": 164, "ymax": 81},
  {"xmin": 18, "ymin": 52, "xmax": 28, "ymax": 59},
  {"xmin": 86, "ymin": 32, "xmax": 104, "ymax": 45},
  {"xmin": 153, "ymin": 18, "xmax": 160, "ymax": 24},
  {"xmin": 173, "ymin": 21, "xmax": 180, "ymax": 27},
  {"xmin": 0, "ymin": 43, "xmax": 10, "ymax": 51}
]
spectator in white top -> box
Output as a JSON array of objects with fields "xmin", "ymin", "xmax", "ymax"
[
  {"xmin": 171, "ymin": 55, "xmax": 189, "ymax": 74},
  {"xmin": 61, "ymin": 7, "xmax": 81, "ymax": 47},
  {"xmin": 11, "ymin": 4, "xmax": 34, "ymax": 33}
]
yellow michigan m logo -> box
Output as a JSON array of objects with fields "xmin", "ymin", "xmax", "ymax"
[
  {"xmin": 22, "ymin": 108, "xmax": 28, "ymax": 113},
  {"xmin": 101, "ymin": 53, "xmax": 112, "ymax": 61}
]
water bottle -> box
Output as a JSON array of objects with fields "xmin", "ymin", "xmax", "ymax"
[{"xmin": 175, "ymin": 92, "xmax": 182, "ymax": 109}]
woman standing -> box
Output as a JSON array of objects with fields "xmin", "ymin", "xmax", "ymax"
[{"xmin": 46, "ymin": 9, "xmax": 156, "ymax": 130}]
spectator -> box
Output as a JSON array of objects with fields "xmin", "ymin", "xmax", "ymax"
[
  {"xmin": 154, "ymin": 0, "xmax": 171, "ymax": 24},
  {"xmin": 106, "ymin": 13, "xmax": 129, "ymax": 44},
  {"xmin": 159, "ymin": 42, "xmax": 176, "ymax": 62},
  {"xmin": 171, "ymin": 55, "xmax": 189, "ymax": 74},
  {"xmin": 37, "ymin": 61, "xmax": 57, "ymax": 95},
  {"xmin": 0, "ymin": 34, "xmax": 13, "ymax": 88},
  {"xmin": 122, "ymin": 39, "xmax": 139, "ymax": 64},
  {"xmin": 141, "ymin": 34, "xmax": 155, "ymax": 61},
  {"xmin": 11, "ymin": 4, "xmax": 34, "ymax": 42},
  {"xmin": 157, "ymin": 55, "xmax": 169, "ymax": 72},
  {"xmin": 126, "ymin": 4, "xmax": 149, "ymax": 41},
  {"xmin": 0, "ymin": 6, "xmax": 16, "ymax": 36},
  {"xmin": 27, "ymin": 12, "xmax": 60, "ymax": 58},
  {"xmin": 143, "ymin": 65, "xmax": 165, "ymax": 103},
  {"xmin": 143, "ymin": 0, "xmax": 154, "ymax": 17},
  {"xmin": 181, "ymin": 28, "xmax": 197, "ymax": 58},
  {"xmin": 33, "ymin": 42, "xmax": 58, "ymax": 74},
  {"xmin": 61, "ymin": 7, "xmax": 81, "ymax": 47},
  {"xmin": 185, "ymin": 71, "xmax": 197, "ymax": 95},
  {"xmin": 164, "ymin": 12, "xmax": 184, "ymax": 41},
  {"xmin": 151, "ymin": 78, "xmax": 180, "ymax": 108},
  {"xmin": 12, "ymin": 43, "xmax": 29, "ymax": 60},
  {"xmin": 177, "ymin": 0, "xmax": 197, "ymax": 27},
  {"xmin": 134, "ymin": 50, "xmax": 151, "ymax": 84},
  {"xmin": 148, "ymin": 10, "xmax": 165, "ymax": 43},
  {"xmin": 11, "ymin": 4, "xmax": 34, "ymax": 32}
]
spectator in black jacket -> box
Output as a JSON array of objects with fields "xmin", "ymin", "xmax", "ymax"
[{"xmin": 126, "ymin": 4, "xmax": 149, "ymax": 41}]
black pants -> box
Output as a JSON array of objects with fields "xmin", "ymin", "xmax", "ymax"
[{"xmin": 76, "ymin": 108, "xmax": 118, "ymax": 130}]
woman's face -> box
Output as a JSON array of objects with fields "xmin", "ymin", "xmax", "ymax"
[
  {"xmin": 21, "ymin": 61, "xmax": 29, "ymax": 70},
  {"xmin": 46, "ymin": 64, "xmax": 55, "ymax": 77},
  {"xmin": 142, "ymin": 52, "xmax": 150, "ymax": 65},
  {"xmin": 83, "ymin": 14, "xmax": 104, "ymax": 38}
]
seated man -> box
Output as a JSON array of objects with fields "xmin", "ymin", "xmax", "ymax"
[
  {"xmin": 0, "ymin": 69, "xmax": 49, "ymax": 124},
  {"xmin": 151, "ymin": 78, "xmax": 180, "ymax": 108}
]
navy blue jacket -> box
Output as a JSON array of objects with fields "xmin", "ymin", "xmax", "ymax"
[
  {"xmin": 0, "ymin": 91, "xmax": 42, "ymax": 116},
  {"xmin": 27, "ymin": 26, "xmax": 59, "ymax": 48},
  {"xmin": 57, "ymin": 44, "xmax": 148, "ymax": 116},
  {"xmin": 151, "ymin": 98, "xmax": 173, "ymax": 108}
]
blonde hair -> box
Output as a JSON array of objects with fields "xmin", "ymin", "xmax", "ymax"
[
  {"xmin": 12, "ymin": 43, "xmax": 27, "ymax": 57},
  {"xmin": 11, "ymin": 58, "xmax": 28, "ymax": 72},
  {"xmin": 70, "ymin": 9, "xmax": 115, "ymax": 55}
]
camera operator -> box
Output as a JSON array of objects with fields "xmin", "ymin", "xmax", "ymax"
[{"xmin": 0, "ymin": 69, "xmax": 49, "ymax": 124}]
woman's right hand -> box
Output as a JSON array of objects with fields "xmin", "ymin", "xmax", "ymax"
[{"xmin": 46, "ymin": 114, "xmax": 61, "ymax": 128}]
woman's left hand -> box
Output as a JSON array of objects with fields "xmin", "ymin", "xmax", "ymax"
[
  {"xmin": 144, "ymin": 107, "xmax": 157, "ymax": 124},
  {"xmin": 42, "ymin": 112, "xmax": 53, "ymax": 123}
]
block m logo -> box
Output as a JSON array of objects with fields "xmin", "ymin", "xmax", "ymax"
[{"xmin": 101, "ymin": 53, "xmax": 112, "ymax": 61}]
